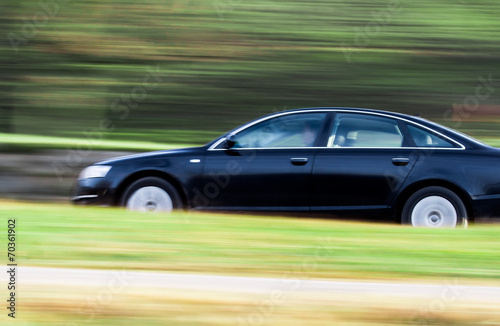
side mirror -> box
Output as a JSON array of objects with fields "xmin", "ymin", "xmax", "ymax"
[{"xmin": 225, "ymin": 134, "xmax": 237, "ymax": 149}]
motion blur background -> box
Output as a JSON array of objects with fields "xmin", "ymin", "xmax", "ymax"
[
  {"xmin": 2, "ymin": 2, "xmax": 500, "ymax": 325},
  {"xmin": 0, "ymin": 0, "xmax": 499, "ymax": 199}
]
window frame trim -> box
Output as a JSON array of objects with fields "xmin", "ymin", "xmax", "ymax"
[
  {"xmin": 326, "ymin": 112, "xmax": 408, "ymax": 149},
  {"xmin": 405, "ymin": 122, "xmax": 459, "ymax": 149},
  {"xmin": 208, "ymin": 109, "xmax": 466, "ymax": 151}
]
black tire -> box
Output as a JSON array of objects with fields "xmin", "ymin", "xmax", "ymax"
[
  {"xmin": 120, "ymin": 177, "xmax": 182, "ymax": 212},
  {"xmin": 401, "ymin": 186, "xmax": 467, "ymax": 228}
]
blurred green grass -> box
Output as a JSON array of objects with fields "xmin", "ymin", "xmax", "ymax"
[
  {"xmin": 3, "ymin": 200, "xmax": 500, "ymax": 283},
  {"xmin": 0, "ymin": 132, "xmax": 196, "ymax": 152}
]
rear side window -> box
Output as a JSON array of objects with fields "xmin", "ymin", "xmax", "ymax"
[
  {"xmin": 407, "ymin": 124, "xmax": 457, "ymax": 148},
  {"xmin": 328, "ymin": 113, "xmax": 403, "ymax": 148}
]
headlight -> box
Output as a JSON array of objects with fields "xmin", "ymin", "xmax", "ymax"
[{"xmin": 78, "ymin": 165, "xmax": 112, "ymax": 180}]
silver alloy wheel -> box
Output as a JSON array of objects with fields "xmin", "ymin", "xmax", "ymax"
[
  {"xmin": 411, "ymin": 196, "xmax": 457, "ymax": 228},
  {"xmin": 126, "ymin": 186, "xmax": 173, "ymax": 213}
]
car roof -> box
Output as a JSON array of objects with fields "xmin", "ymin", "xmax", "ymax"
[{"xmin": 274, "ymin": 107, "xmax": 420, "ymax": 121}]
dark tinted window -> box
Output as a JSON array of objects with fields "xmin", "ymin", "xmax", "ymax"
[
  {"xmin": 232, "ymin": 112, "xmax": 327, "ymax": 148},
  {"xmin": 328, "ymin": 113, "xmax": 403, "ymax": 148},
  {"xmin": 407, "ymin": 124, "xmax": 457, "ymax": 148}
]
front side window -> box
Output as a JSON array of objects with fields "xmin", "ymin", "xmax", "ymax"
[
  {"xmin": 231, "ymin": 112, "xmax": 327, "ymax": 148},
  {"xmin": 407, "ymin": 124, "xmax": 457, "ymax": 148},
  {"xmin": 328, "ymin": 113, "xmax": 403, "ymax": 148}
]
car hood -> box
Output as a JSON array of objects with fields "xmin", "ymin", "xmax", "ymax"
[{"xmin": 96, "ymin": 146, "xmax": 205, "ymax": 165}]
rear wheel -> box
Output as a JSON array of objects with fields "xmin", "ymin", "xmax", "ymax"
[
  {"xmin": 120, "ymin": 177, "xmax": 182, "ymax": 213},
  {"xmin": 401, "ymin": 186, "xmax": 467, "ymax": 228}
]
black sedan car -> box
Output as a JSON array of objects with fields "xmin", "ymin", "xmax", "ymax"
[{"xmin": 73, "ymin": 107, "xmax": 500, "ymax": 228}]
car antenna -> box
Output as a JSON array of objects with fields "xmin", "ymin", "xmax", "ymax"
[{"xmin": 414, "ymin": 113, "xmax": 422, "ymax": 117}]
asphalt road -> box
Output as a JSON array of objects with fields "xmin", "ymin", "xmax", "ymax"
[{"xmin": 7, "ymin": 266, "xmax": 500, "ymax": 302}]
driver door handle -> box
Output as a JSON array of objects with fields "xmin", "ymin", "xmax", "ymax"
[
  {"xmin": 392, "ymin": 157, "xmax": 410, "ymax": 166},
  {"xmin": 290, "ymin": 158, "xmax": 309, "ymax": 166}
]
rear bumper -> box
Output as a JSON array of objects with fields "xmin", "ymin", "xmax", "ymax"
[{"xmin": 471, "ymin": 194, "xmax": 500, "ymax": 219}]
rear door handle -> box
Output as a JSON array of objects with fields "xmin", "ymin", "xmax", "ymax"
[
  {"xmin": 392, "ymin": 157, "xmax": 410, "ymax": 166},
  {"xmin": 290, "ymin": 158, "xmax": 309, "ymax": 166}
]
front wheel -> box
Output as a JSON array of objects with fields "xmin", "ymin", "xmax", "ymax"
[
  {"xmin": 401, "ymin": 186, "xmax": 467, "ymax": 228},
  {"xmin": 120, "ymin": 177, "xmax": 182, "ymax": 213}
]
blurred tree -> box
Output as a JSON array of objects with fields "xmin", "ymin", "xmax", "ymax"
[
  {"xmin": 0, "ymin": 5, "xmax": 17, "ymax": 133},
  {"xmin": 1, "ymin": 0, "xmax": 500, "ymax": 143}
]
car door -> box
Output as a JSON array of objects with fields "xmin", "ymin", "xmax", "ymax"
[
  {"xmin": 311, "ymin": 112, "xmax": 419, "ymax": 214},
  {"xmin": 197, "ymin": 112, "xmax": 329, "ymax": 211}
]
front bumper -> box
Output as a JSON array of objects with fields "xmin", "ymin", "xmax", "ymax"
[{"xmin": 71, "ymin": 178, "xmax": 115, "ymax": 206}]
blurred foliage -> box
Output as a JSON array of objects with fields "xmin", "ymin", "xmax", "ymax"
[{"xmin": 1, "ymin": 0, "xmax": 500, "ymax": 144}]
